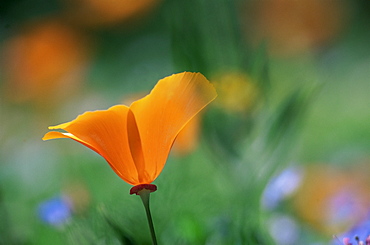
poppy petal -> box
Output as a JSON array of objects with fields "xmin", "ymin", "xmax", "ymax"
[
  {"xmin": 130, "ymin": 72, "xmax": 217, "ymax": 182},
  {"xmin": 42, "ymin": 105, "xmax": 140, "ymax": 185}
]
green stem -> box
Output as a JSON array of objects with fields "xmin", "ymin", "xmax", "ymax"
[{"xmin": 139, "ymin": 190, "xmax": 158, "ymax": 245}]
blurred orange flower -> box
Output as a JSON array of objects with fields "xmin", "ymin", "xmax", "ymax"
[
  {"xmin": 291, "ymin": 164, "xmax": 370, "ymax": 235},
  {"xmin": 63, "ymin": 0, "xmax": 162, "ymax": 27},
  {"xmin": 43, "ymin": 72, "xmax": 217, "ymax": 192},
  {"xmin": 242, "ymin": 0, "xmax": 350, "ymax": 56},
  {"xmin": 1, "ymin": 19, "xmax": 90, "ymax": 106},
  {"xmin": 172, "ymin": 114, "xmax": 201, "ymax": 156}
]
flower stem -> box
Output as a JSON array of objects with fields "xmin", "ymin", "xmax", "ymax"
[{"xmin": 138, "ymin": 190, "xmax": 158, "ymax": 245}]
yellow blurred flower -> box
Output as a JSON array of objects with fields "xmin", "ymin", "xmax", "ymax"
[{"xmin": 211, "ymin": 71, "xmax": 258, "ymax": 113}]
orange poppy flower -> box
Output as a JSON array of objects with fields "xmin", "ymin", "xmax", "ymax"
[
  {"xmin": 43, "ymin": 72, "xmax": 217, "ymax": 193},
  {"xmin": 122, "ymin": 93, "xmax": 202, "ymax": 156}
]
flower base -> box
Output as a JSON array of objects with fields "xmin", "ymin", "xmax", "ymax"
[{"xmin": 130, "ymin": 184, "xmax": 157, "ymax": 195}]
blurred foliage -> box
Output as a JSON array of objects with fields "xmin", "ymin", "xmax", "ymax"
[{"xmin": 1, "ymin": 0, "xmax": 370, "ymax": 244}]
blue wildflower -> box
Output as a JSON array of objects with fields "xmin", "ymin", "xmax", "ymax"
[{"xmin": 38, "ymin": 196, "xmax": 72, "ymax": 227}]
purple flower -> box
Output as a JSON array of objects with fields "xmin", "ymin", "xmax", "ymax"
[
  {"xmin": 335, "ymin": 212, "xmax": 370, "ymax": 245},
  {"xmin": 262, "ymin": 166, "xmax": 303, "ymax": 210}
]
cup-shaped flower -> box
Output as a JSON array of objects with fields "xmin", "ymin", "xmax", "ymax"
[{"xmin": 43, "ymin": 72, "xmax": 217, "ymax": 193}]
